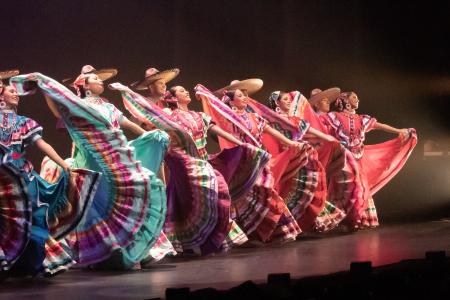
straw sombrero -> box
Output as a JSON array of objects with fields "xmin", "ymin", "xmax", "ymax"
[
  {"xmin": 0, "ymin": 70, "xmax": 19, "ymax": 81},
  {"xmin": 213, "ymin": 78, "xmax": 263, "ymax": 97},
  {"xmin": 130, "ymin": 67, "xmax": 180, "ymax": 91},
  {"xmin": 63, "ymin": 65, "xmax": 118, "ymax": 86},
  {"xmin": 0, "ymin": 70, "xmax": 19, "ymax": 92},
  {"xmin": 309, "ymin": 87, "xmax": 341, "ymax": 105}
]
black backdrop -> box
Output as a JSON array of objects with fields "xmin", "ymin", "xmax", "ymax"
[{"xmin": 2, "ymin": 0, "xmax": 450, "ymax": 220}]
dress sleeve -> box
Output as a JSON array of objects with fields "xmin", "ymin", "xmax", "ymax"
[
  {"xmin": 255, "ymin": 113, "xmax": 267, "ymax": 128},
  {"xmin": 253, "ymin": 113, "xmax": 268, "ymax": 141},
  {"xmin": 110, "ymin": 104, "xmax": 125, "ymax": 123},
  {"xmin": 319, "ymin": 112, "xmax": 339, "ymax": 136},
  {"xmin": 201, "ymin": 112, "xmax": 215, "ymax": 129},
  {"xmin": 162, "ymin": 107, "xmax": 173, "ymax": 115},
  {"xmin": 298, "ymin": 119, "xmax": 310, "ymax": 139},
  {"xmin": 22, "ymin": 117, "xmax": 43, "ymax": 147},
  {"xmin": 361, "ymin": 114, "xmax": 377, "ymax": 133}
]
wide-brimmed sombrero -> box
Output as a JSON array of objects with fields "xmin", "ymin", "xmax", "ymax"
[
  {"xmin": 214, "ymin": 78, "xmax": 263, "ymax": 97},
  {"xmin": 63, "ymin": 65, "xmax": 118, "ymax": 86},
  {"xmin": 309, "ymin": 87, "xmax": 341, "ymax": 105},
  {"xmin": 0, "ymin": 70, "xmax": 19, "ymax": 81},
  {"xmin": 0, "ymin": 70, "xmax": 19, "ymax": 92},
  {"xmin": 130, "ymin": 67, "xmax": 180, "ymax": 91}
]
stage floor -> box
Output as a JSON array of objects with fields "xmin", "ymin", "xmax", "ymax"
[{"xmin": 2, "ymin": 220, "xmax": 450, "ymax": 299}]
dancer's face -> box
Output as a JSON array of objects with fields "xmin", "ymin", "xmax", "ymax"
[
  {"xmin": 0, "ymin": 85, "xmax": 19, "ymax": 109},
  {"xmin": 347, "ymin": 92, "xmax": 359, "ymax": 110},
  {"xmin": 148, "ymin": 79, "xmax": 166, "ymax": 97},
  {"xmin": 85, "ymin": 74, "xmax": 104, "ymax": 95},
  {"xmin": 173, "ymin": 86, "xmax": 191, "ymax": 105},
  {"xmin": 315, "ymin": 97, "xmax": 331, "ymax": 113},
  {"xmin": 230, "ymin": 89, "xmax": 248, "ymax": 110},
  {"xmin": 277, "ymin": 93, "xmax": 292, "ymax": 113}
]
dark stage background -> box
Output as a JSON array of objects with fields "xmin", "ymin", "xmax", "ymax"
[{"xmin": 2, "ymin": 0, "xmax": 449, "ymax": 221}]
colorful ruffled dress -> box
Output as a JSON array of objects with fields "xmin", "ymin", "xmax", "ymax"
[
  {"xmin": 196, "ymin": 85, "xmax": 301, "ymax": 243},
  {"xmin": 320, "ymin": 112, "xmax": 417, "ymax": 227},
  {"xmin": 290, "ymin": 93, "xmax": 417, "ymax": 228},
  {"xmin": 11, "ymin": 73, "xmax": 171, "ymax": 268},
  {"xmin": 113, "ymin": 83, "xmax": 268, "ymax": 254},
  {"xmin": 0, "ymin": 110, "xmax": 99, "ymax": 276}
]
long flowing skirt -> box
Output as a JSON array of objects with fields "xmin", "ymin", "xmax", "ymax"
[
  {"xmin": 1, "ymin": 147, "xmax": 99, "ymax": 276},
  {"xmin": 328, "ymin": 130, "xmax": 417, "ymax": 228}
]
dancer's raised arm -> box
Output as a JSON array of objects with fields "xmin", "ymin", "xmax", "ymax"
[
  {"xmin": 209, "ymin": 124, "xmax": 243, "ymax": 146},
  {"xmin": 34, "ymin": 138, "xmax": 70, "ymax": 171},
  {"xmin": 120, "ymin": 116, "xmax": 146, "ymax": 135},
  {"xmin": 374, "ymin": 122, "xmax": 409, "ymax": 136}
]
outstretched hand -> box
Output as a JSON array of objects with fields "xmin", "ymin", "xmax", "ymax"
[
  {"xmin": 108, "ymin": 82, "xmax": 132, "ymax": 93},
  {"xmin": 289, "ymin": 141, "xmax": 305, "ymax": 153},
  {"xmin": 61, "ymin": 162, "xmax": 71, "ymax": 173},
  {"xmin": 398, "ymin": 128, "xmax": 410, "ymax": 141}
]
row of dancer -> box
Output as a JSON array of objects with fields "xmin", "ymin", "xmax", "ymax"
[{"xmin": 0, "ymin": 65, "xmax": 417, "ymax": 279}]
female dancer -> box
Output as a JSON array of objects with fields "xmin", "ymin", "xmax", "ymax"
[
  {"xmin": 320, "ymin": 91, "xmax": 417, "ymax": 228},
  {"xmin": 1, "ymin": 70, "xmax": 99, "ymax": 277},
  {"xmin": 289, "ymin": 89, "xmax": 417, "ymax": 229},
  {"xmin": 11, "ymin": 68, "xmax": 172, "ymax": 269}
]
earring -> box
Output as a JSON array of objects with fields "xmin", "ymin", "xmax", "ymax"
[
  {"xmin": 0, "ymin": 101, "xmax": 6, "ymax": 109},
  {"xmin": 275, "ymin": 106, "xmax": 281, "ymax": 113},
  {"xmin": 231, "ymin": 106, "xmax": 238, "ymax": 112},
  {"xmin": 345, "ymin": 102, "xmax": 351, "ymax": 110},
  {"xmin": 85, "ymin": 90, "xmax": 92, "ymax": 97}
]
